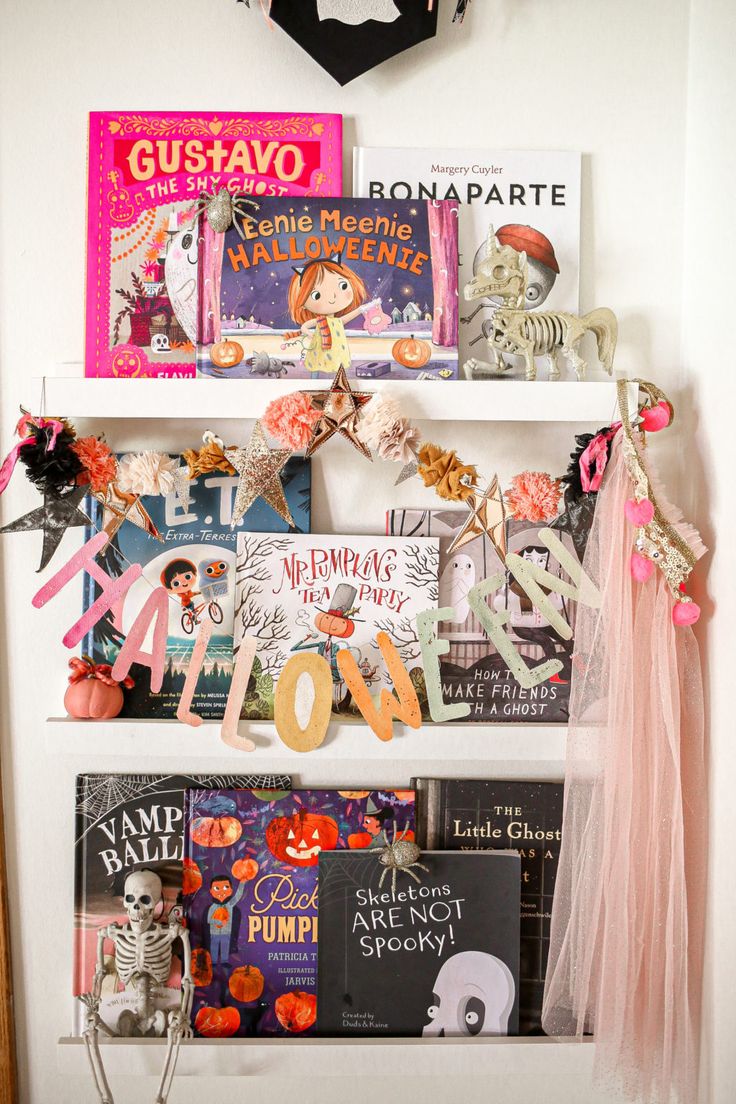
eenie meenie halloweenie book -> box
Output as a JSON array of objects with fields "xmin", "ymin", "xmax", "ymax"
[
  {"xmin": 317, "ymin": 850, "xmax": 520, "ymax": 1037},
  {"xmin": 232, "ymin": 533, "xmax": 439, "ymax": 719},
  {"xmin": 197, "ymin": 196, "xmax": 459, "ymax": 379},
  {"xmin": 73, "ymin": 772, "xmax": 291, "ymax": 1035},
  {"xmin": 182, "ymin": 788, "xmax": 415, "ymax": 1037},
  {"xmin": 85, "ymin": 111, "xmax": 342, "ymax": 378},
  {"xmin": 81, "ymin": 456, "xmax": 311, "ymax": 719}
]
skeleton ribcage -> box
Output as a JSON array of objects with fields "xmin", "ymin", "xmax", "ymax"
[
  {"xmin": 112, "ymin": 929, "xmax": 173, "ymax": 986},
  {"xmin": 519, "ymin": 313, "xmax": 567, "ymax": 352}
]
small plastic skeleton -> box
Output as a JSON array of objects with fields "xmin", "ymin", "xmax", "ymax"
[
  {"xmin": 377, "ymin": 825, "xmax": 429, "ymax": 893},
  {"xmin": 80, "ymin": 869, "xmax": 193, "ymax": 1104},
  {"xmin": 463, "ymin": 226, "xmax": 618, "ymax": 381},
  {"xmin": 186, "ymin": 187, "xmax": 259, "ymax": 239}
]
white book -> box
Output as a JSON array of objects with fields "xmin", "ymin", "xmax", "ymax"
[{"xmin": 353, "ymin": 147, "xmax": 581, "ymax": 376}]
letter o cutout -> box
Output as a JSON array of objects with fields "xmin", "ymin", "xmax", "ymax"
[{"xmin": 274, "ymin": 653, "xmax": 332, "ymax": 753}]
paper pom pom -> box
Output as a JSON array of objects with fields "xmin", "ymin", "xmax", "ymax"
[
  {"xmin": 630, "ymin": 550, "xmax": 655, "ymax": 582},
  {"xmin": 356, "ymin": 394, "xmax": 403, "ymax": 449},
  {"xmin": 504, "ymin": 471, "xmax": 562, "ymax": 522},
  {"xmin": 377, "ymin": 420, "xmax": 421, "ymax": 464},
  {"xmin": 262, "ymin": 392, "xmax": 320, "ymax": 451},
  {"xmin": 673, "ymin": 599, "xmax": 700, "ymax": 626},
  {"xmin": 71, "ymin": 436, "xmax": 117, "ymax": 493},
  {"xmin": 116, "ymin": 451, "xmax": 178, "ymax": 496},
  {"xmin": 19, "ymin": 422, "xmax": 84, "ymax": 496},
  {"xmin": 418, "ymin": 444, "xmax": 478, "ymax": 501},
  {"xmin": 182, "ymin": 437, "xmax": 236, "ymax": 478}
]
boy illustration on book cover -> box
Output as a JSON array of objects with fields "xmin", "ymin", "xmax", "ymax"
[
  {"xmin": 183, "ymin": 788, "xmax": 415, "ymax": 1037},
  {"xmin": 198, "ymin": 197, "xmax": 458, "ymax": 380},
  {"xmin": 85, "ymin": 111, "xmax": 342, "ymax": 378}
]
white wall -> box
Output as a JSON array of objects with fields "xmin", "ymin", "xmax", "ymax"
[{"xmin": 0, "ymin": 0, "xmax": 731, "ymax": 1101}]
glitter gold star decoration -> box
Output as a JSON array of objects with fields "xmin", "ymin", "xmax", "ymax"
[
  {"xmin": 304, "ymin": 365, "xmax": 373, "ymax": 460},
  {"xmin": 447, "ymin": 475, "xmax": 507, "ymax": 559},
  {"xmin": 226, "ymin": 421, "xmax": 294, "ymax": 528}
]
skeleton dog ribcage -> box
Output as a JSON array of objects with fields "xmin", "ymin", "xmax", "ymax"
[{"xmin": 491, "ymin": 306, "xmax": 617, "ymax": 381}]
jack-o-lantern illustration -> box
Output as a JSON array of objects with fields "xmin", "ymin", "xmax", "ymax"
[
  {"xmin": 274, "ymin": 990, "xmax": 317, "ymax": 1033},
  {"xmin": 191, "ymin": 948, "xmax": 213, "ymax": 988},
  {"xmin": 314, "ymin": 610, "xmax": 355, "ymax": 638},
  {"xmin": 194, "ymin": 1005, "xmax": 240, "ymax": 1037},
  {"xmin": 190, "ymin": 815, "xmax": 242, "ymax": 848},
  {"xmin": 338, "ymin": 791, "xmax": 371, "ymax": 799},
  {"xmin": 265, "ymin": 808, "xmax": 339, "ymax": 867},
  {"xmin": 209, "ymin": 338, "xmax": 244, "ymax": 370},
  {"xmin": 229, "ymin": 965, "xmax": 265, "ymax": 1002},
  {"xmin": 392, "ymin": 334, "xmax": 432, "ymax": 370}
]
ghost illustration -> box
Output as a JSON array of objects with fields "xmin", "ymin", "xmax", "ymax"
[
  {"xmin": 439, "ymin": 555, "xmax": 476, "ymax": 625},
  {"xmin": 316, "ymin": 0, "xmax": 400, "ymax": 25},
  {"xmin": 422, "ymin": 951, "xmax": 516, "ymax": 1037},
  {"xmin": 164, "ymin": 222, "xmax": 199, "ymax": 343}
]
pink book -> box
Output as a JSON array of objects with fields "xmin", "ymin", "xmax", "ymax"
[{"xmin": 85, "ymin": 110, "xmax": 342, "ymax": 378}]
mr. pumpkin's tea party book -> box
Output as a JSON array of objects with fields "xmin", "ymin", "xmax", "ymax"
[{"xmin": 85, "ymin": 110, "xmax": 342, "ymax": 378}]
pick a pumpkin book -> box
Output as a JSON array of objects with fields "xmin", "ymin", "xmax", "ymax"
[
  {"xmin": 85, "ymin": 110, "xmax": 342, "ymax": 378},
  {"xmin": 182, "ymin": 788, "xmax": 415, "ymax": 1037},
  {"xmin": 232, "ymin": 533, "xmax": 439, "ymax": 719},
  {"xmin": 198, "ymin": 196, "xmax": 459, "ymax": 379}
]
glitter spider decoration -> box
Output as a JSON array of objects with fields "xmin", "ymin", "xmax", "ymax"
[
  {"xmin": 377, "ymin": 824, "xmax": 429, "ymax": 893},
  {"xmin": 186, "ymin": 188, "xmax": 260, "ymax": 239}
]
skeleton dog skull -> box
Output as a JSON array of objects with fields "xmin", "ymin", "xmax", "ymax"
[
  {"xmin": 422, "ymin": 951, "xmax": 516, "ymax": 1037},
  {"xmin": 123, "ymin": 869, "xmax": 162, "ymax": 935}
]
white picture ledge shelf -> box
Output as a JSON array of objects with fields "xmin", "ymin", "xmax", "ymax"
[
  {"xmin": 45, "ymin": 718, "xmax": 567, "ymax": 764},
  {"xmin": 32, "ymin": 376, "xmax": 634, "ymax": 423},
  {"xmin": 57, "ymin": 1035, "xmax": 593, "ymax": 1078}
]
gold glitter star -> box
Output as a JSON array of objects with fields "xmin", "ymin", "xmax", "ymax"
[
  {"xmin": 447, "ymin": 475, "xmax": 507, "ymax": 559},
  {"xmin": 226, "ymin": 421, "xmax": 294, "ymax": 528},
  {"xmin": 304, "ymin": 365, "xmax": 373, "ymax": 459}
]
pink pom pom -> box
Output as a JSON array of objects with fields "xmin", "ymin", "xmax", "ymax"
[
  {"xmin": 673, "ymin": 600, "xmax": 701, "ymax": 626},
  {"xmin": 625, "ymin": 498, "xmax": 655, "ymax": 526},
  {"xmin": 640, "ymin": 401, "xmax": 671, "ymax": 432},
  {"xmin": 504, "ymin": 470, "xmax": 562, "ymax": 523},
  {"xmin": 630, "ymin": 551, "xmax": 654, "ymax": 582},
  {"xmin": 262, "ymin": 393, "xmax": 320, "ymax": 451}
]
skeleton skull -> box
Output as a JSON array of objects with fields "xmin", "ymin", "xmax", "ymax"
[
  {"xmin": 150, "ymin": 332, "xmax": 170, "ymax": 354},
  {"xmin": 465, "ymin": 227, "xmax": 527, "ymax": 308},
  {"xmin": 123, "ymin": 869, "xmax": 163, "ymax": 935},
  {"xmin": 422, "ymin": 951, "xmax": 516, "ymax": 1037}
]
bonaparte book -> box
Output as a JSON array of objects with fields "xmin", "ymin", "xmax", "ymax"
[
  {"xmin": 85, "ymin": 110, "xmax": 342, "ymax": 378},
  {"xmin": 414, "ymin": 778, "xmax": 563, "ymax": 1035},
  {"xmin": 232, "ymin": 532, "xmax": 439, "ymax": 719},
  {"xmin": 73, "ymin": 772, "xmax": 291, "ymax": 1035},
  {"xmin": 182, "ymin": 788, "xmax": 415, "ymax": 1037},
  {"xmin": 317, "ymin": 850, "xmax": 520, "ymax": 1036},
  {"xmin": 353, "ymin": 147, "xmax": 581, "ymax": 376},
  {"xmin": 82, "ymin": 456, "xmax": 311, "ymax": 719},
  {"xmin": 387, "ymin": 507, "xmax": 581, "ymax": 723},
  {"xmin": 197, "ymin": 196, "xmax": 459, "ymax": 379}
]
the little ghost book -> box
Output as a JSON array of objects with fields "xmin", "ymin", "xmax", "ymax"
[
  {"xmin": 183, "ymin": 788, "xmax": 415, "ymax": 1037},
  {"xmin": 317, "ymin": 850, "xmax": 520, "ymax": 1036}
]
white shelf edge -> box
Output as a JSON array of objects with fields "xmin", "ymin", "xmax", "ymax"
[
  {"xmin": 45, "ymin": 717, "xmax": 567, "ymax": 764},
  {"xmin": 57, "ymin": 1034, "xmax": 593, "ymax": 1078},
  {"xmin": 32, "ymin": 375, "xmax": 635, "ymax": 423}
]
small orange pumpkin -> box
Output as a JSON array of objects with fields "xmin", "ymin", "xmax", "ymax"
[
  {"xmin": 231, "ymin": 857, "xmax": 259, "ymax": 882},
  {"xmin": 210, "ymin": 338, "xmax": 244, "ymax": 370},
  {"xmin": 194, "ymin": 1005, "xmax": 240, "ymax": 1037},
  {"xmin": 274, "ymin": 990, "xmax": 317, "ymax": 1033},
  {"xmin": 392, "ymin": 334, "xmax": 432, "ymax": 370},
  {"xmin": 64, "ymin": 677, "xmax": 124, "ymax": 720},
  {"xmin": 229, "ymin": 965, "xmax": 265, "ymax": 1002},
  {"xmin": 338, "ymin": 791, "xmax": 371, "ymax": 799},
  {"xmin": 347, "ymin": 831, "xmax": 373, "ymax": 849},
  {"xmin": 314, "ymin": 611, "xmax": 354, "ymax": 639},
  {"xmin": 182, "ymin": 857, "xmax": 203, "ymax": 895},
  {"xmin": 191, "ymin": 948, "xmax": 213, "ymax": 988},
  {"xmin": 190, "ymin": 815, "xmax": 242, "ymax": 848}
]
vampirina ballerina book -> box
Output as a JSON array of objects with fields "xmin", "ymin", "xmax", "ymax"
[
  {"xmin": 85, "ymin": 110, "xmax": 342, "ymax": 378},
  {"xmin": 73, "ymin": 772, "xmax": 291, "ymax": 1035},
  {"xmin": 82, "ymin": 456, "xmax": 311, "ymax": 719},
  {"xmin": 197, "ymin": 196, "xmax": 459, "ymax": 379},
  {"xmin": 182, "ymin": 788, "xmax": 415, "ymax": 1037}
]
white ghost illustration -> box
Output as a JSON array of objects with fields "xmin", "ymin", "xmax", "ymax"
[
  {"xmin": 439, "ymin": 555, "xmax": 476, "ymax": 625},
  {"xmin": 317, "ymin": 0, "xmax": 400, "ymax": 26},
  {"xmin": 422, "ymin": 951, "xmax": 516, "ymax": 1037},
  {"xmin": 164, "ymin": 222, "xmax": 199, "ymax": 343}
]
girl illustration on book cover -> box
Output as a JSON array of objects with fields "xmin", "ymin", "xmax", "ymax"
[{"xmin": 287, "ymin": 251, "xmax": 379, "ymax": 375}]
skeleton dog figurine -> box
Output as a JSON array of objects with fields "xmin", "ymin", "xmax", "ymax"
[
  {"xmin": 80, "ymin": 869, "xmax": 193, "ymax": 1104},
  {"xmin": 463, "ymin": 226, "xmax": 617, "ymax": 381}
]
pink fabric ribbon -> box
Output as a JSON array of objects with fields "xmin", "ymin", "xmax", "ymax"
[
  {"xmin": 579, "ymin": 424, "xmax": 620, "ymax": 493},
  {"xmin": 0, "ymin": 413, "xmax": 65, "ymax": 495}
]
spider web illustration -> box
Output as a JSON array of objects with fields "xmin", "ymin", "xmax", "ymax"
[{"xmin": 318, "ymin": 852, "xmax": 386, "ymax": 911}]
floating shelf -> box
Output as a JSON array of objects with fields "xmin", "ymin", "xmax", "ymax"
[
  {"xmin": 57, "ymin": 1035, "xmax": 593, "ymax": 1078},
  {"xmin": 45, "ymin": 718, "xmax": 567, "ymax": 765},
  {"xmin": 32, "ymin": 376, "xmax": 633, "ymax": 423}
]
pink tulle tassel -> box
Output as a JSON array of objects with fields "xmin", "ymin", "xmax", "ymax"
[{"xmin": 542, "ymin": 437, "xmax": 706, "ymax": 1104}]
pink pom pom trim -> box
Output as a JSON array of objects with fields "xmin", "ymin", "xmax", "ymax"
[
  {"xmin": 630, "ymin": 551, "xmax": 654, "ymax": 582},
  {"xmin": 262, "ymin": 392, "xmax": 320, "ymax": 451},
  {"xmin": 625, "ymin": 498, "xmax": 655, "ymax": 526},
  {"xmin": 673, "ymin": 600, "xmax": 700, "ymax": 626},
  {"xmin": 640, "ymin": 401, "xmax": 671, "ymax": 433}
]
